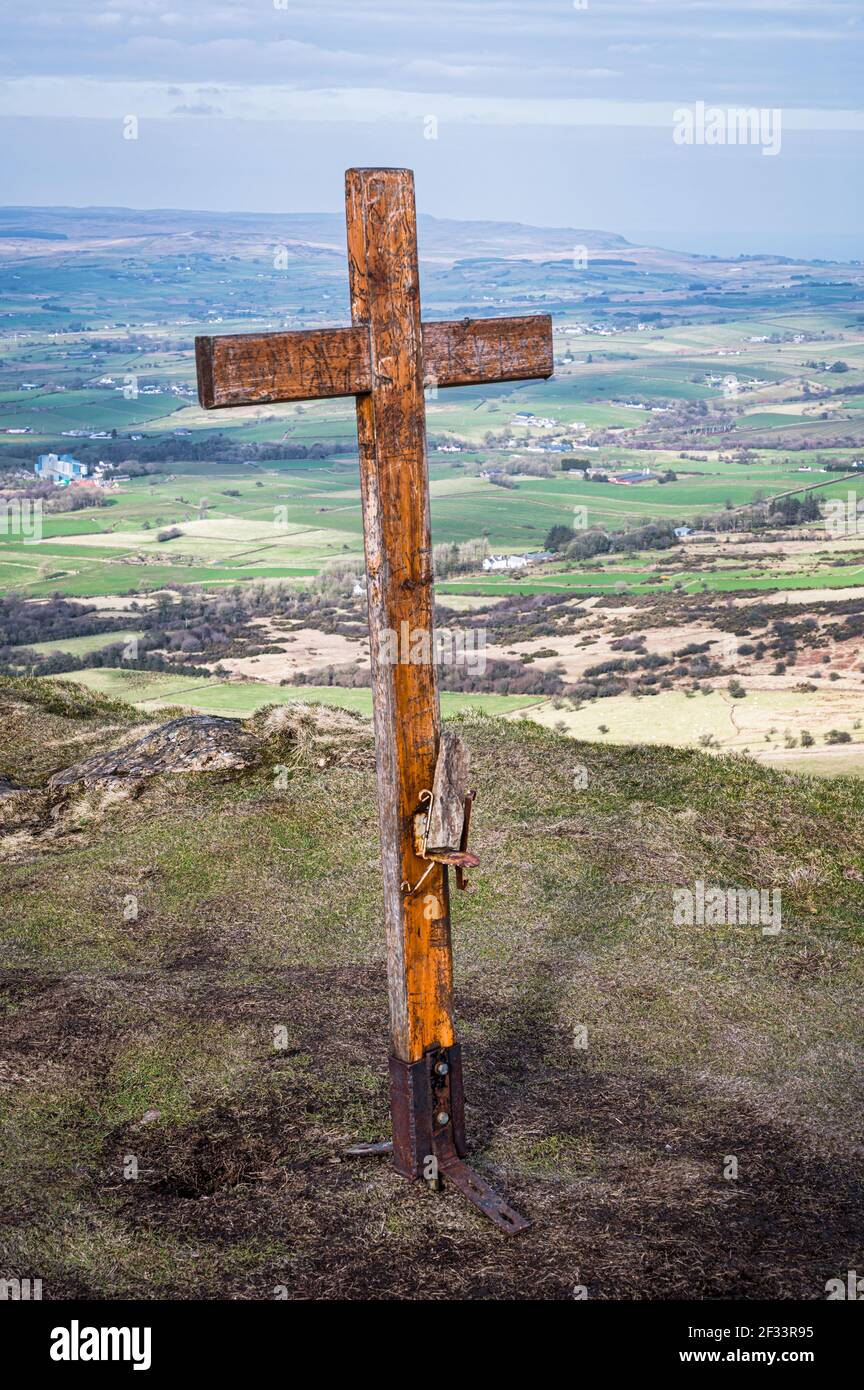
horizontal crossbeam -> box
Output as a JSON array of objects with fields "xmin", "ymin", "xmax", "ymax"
[
  {"xmin": 422, "ymin": 315, "xmax": 553, "ymax": 392},
  {"xmin": 195, "ymin": 313, "xmax": 553, "ymax": 409},
  {"xmin": 196, "ymin": 326, "xmax": 369, "ymax": 410}
]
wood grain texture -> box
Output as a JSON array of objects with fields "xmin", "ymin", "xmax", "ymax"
[
  {"xmin": 426, "ymin": 731, "xmax": 470, "ymax": 855},
  {"xmin": 196, "ymin": 316, "xmax": 552, "ymax": 408},
  {"xmin": 422, "ymin": 314, "xmax": 553, "ymax": 388},
  {"xmin": 195, "ymin": 325, "xmax": 371, "ymax": 408},
  {"xmin": 192, "ymin": 169, "xmax": 556, "ymax": 1070},
  {"xmin": 346, "ymin": 167, "xmax": 454, "ymax": 1063}
]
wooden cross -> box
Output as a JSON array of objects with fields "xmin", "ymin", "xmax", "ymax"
[{"xmin": 196, "ymin": 168, "xmax": 552, "ymax": 1231}]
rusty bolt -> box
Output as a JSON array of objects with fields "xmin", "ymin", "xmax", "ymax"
[
  {"xmin": 435, "ymin": 1110, "xmax": 450, "ymax": 1127},
  {"xmin": 434, "ymin": 1060, "xmax": 449, "ymax": 1076}
]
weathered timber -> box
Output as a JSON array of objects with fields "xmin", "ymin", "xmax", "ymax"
[
  {"xmin": 346, "ymin": 167, "xmax": 453, "ymax": 1062},
  {"xmin": 425, "ymin": 730, "xmax": 471, "ymax": 855},
  {"xmin": 196, "ymin": 314, "xmax": 552, "ymax": 409},
  {"xmin": 421, "ymin": 314, "xmax": 552, "ymax": 389},
  {"xmin": 195, "ymin": 167, "xmax": 550, "ymax": 1232},
  {"xmin": 196, "ymin": 325, "xmax": 371, "ymax": 408}
]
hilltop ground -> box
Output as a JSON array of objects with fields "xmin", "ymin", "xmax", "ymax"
[{"xmin": 0, "ymin": 676, "xmax": 862, "ymax": 1300}]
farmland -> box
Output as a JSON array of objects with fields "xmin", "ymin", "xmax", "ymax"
[
  {"xmin": 526, "ymin": 687, "xmax": 864, "ymax": 777},
  {"xmin": 47, "ymin": 666, "xmax": 540, "ymax": 721},
  {"xmin": 2, "ymin": 455, "xmax": 864, "ymax": 601},
  {"xmin": 2, "ymin": 205, "xmax": 864, "ymax": 771}
]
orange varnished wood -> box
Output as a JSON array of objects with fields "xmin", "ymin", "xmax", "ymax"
[
  {"xmin": 346, "ymin": 168, "xmax": 453, "ymax": 1061},
  {"xmin": 422, "ymin": 314, "xmax": 552, "ymax": 389},
  {"xmin": 194, "ymin": 169, "xmax": 555, "ymax": 1065},
  {"xmin": 196, "ymin": 325, "xmax": 371, "ymax": 408},
  {"xmin": 196, "ymin": 315, "xmax": 552, "ymax": 409}
]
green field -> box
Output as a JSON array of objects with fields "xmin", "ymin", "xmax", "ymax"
[
  {"xmin": 440, "ymin": 560, "xmax": 864, "ymax": 598},
  {"xmin": 2, "ymin": 210, "xmax": 864, "ymax": 619},
  {"xmin": 48, "ymin": 667, "xmax": 542, "ymax": 720},
  {"xmin": 3, "ymin": 208, "xmax": 864, "ymax": 600},
  {"xmin": 11, "ymin": 629, "xmax": 143, "ymax": 658},
  {"xmin": 2, "ymin": 461, "xmax": 863, "ymax": 599}
]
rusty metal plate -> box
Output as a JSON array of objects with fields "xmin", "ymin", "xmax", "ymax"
[{"xmin": 440, "ymin": 1156, "xmax": 532, "ymax": 1235}]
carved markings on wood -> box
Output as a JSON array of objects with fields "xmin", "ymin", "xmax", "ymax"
[
  {"xmin": 196, "ymin": 167, "xmax": 553, "ymax": 1066},
  {"xmin": 196, "ymin": 315, "xmax": 552, "ymax": 409}
]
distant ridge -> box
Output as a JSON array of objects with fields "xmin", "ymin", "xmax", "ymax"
[{"xmin": 0, "ymin": 205, "xmax": 631, "ymax": 257}]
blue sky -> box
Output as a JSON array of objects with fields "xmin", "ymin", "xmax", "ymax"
[{"xmin": 0, "ymin": 0, "xmax": 861, "ymax": 258}]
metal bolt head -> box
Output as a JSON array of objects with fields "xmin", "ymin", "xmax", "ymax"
[
  {"xmin": 434, "ymin": 1060, "xmax": 449, "ymax": 1076},
  {"xmin": 435, "ymin": 1110, "xmax": 450, "ymax": 1127}
]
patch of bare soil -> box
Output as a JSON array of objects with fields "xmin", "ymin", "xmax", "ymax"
[
  {"xmin": 77, "ymin": 594, "xmax": 165, "ymax": 613},
  {"xmin": 760, "ymin": 586, "xmax": 864, "ymax": 606},
  {"xmin": 491, "ymin": 622, "xmax": 732, "ymax": 682},
  {"xmin": 211, "ymin": 627, "xmax": 368, "ymax": 683},
  {"xmin": 7, "ymin": 962, "xmax": 861, "ymax": 1301},
  {"xmin": 114, "ymin": 1029, "xmax": 864, "ymax": 1299}
]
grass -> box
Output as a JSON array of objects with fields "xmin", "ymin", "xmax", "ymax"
[
  {"xmin": 440, "ymin": 561, "xmax": 864, "ymax": 598},
  {"xmin": 0, "ymin": 675, "xmax": 862, "ymax": 1298},
  {"xmin": 9, "ymin": 629, "xmax": 143, "ymax": 659},
  {"xmin": 3, "ymin": 460, "xmax": 863, "ymax": 599},
  {"xmin": 525, "ymin": 687, "xmax": 864, "ymax": 774},
  {"xmin": 44, "ymin": 666, "xmax": 542, "ymax": 719}
]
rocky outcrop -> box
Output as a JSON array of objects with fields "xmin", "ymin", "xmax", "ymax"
[{"xmin": 47, "ymin": 715, "xmax": 260, "ymax": 788}]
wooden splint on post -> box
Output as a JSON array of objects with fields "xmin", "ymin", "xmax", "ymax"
[{"xmin": 404, "ymin": 731, "xmax": 480, "ymax": 895}]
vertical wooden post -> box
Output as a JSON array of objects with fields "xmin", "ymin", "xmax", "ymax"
[
  {"xmin": 198, "ymin": 165, "xmax": 541, "ymax": 1228},
  {"xmin": 345, "ymin": 168, "xmax": 455, "ymax": 1067}
]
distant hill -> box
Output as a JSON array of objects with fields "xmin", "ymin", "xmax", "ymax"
[
  {"xmin": 0, "ymin": 226, "xmax": 68, "ymax": 241},
  {"xmin": 0, "ymin": 204, "xmax": 630, "ymax": 259}
]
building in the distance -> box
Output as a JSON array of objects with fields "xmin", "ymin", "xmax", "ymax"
[
  {"xmin": 608, "ymin": 469, "xmax": 657, "ymax": 486},
  {"xmin": 482, "ymin": 551, "xmax": 553, "ymax": 572},
  {"xmin": 483, "ymin": 553, "xmax": 529, "ymax": 571},
  {"xmin": 34, "ymin": 453, "xmax": 88, "ymax": 486}
]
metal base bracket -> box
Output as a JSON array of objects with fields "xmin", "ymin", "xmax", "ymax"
[
  {"xmin": 438, "ymin": 1154, "xmax": 532, "ymax": 1235},
  {"xmin": 348, "ymin": 1044, "xmax": 531, "ymax": 1236}
]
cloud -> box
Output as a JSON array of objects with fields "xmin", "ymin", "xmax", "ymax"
[
  {"xmin": 171, "ymin": 102, "xmax": 223, "ymax": 116},
  {"xmin": 0, "ymin": 0, "xmax": 859, "ymax": 113},
  {"xmin": 1, "ymin": 76, "xmax": 861, "ymax": 132}
]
